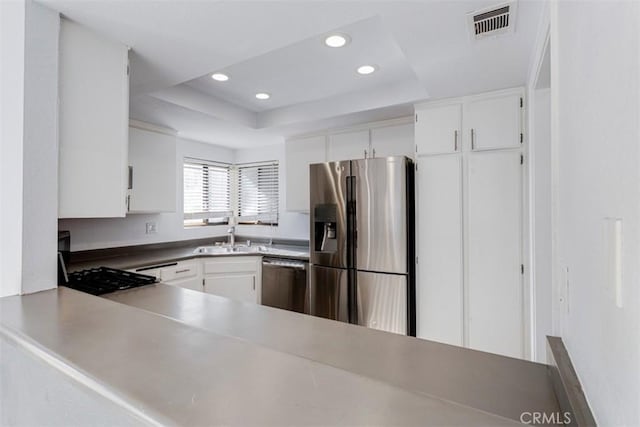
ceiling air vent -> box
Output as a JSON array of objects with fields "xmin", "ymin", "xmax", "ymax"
[{"xmin": 467, "ymin": 2, "xmax": 517, "ymax": 40}]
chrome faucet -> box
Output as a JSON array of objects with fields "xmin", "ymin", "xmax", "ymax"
[{"xmin": 227, "ymin": 226, "xmax": 235, "ymax": 246}]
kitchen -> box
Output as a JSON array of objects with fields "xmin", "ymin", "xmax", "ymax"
[{"xmin": 1, "ymin": 1, "xmax": 639, "ymax": 426}]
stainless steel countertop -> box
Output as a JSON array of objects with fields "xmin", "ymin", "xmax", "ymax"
[
  {"xmin": 68, "ymin": 243, "xmax": 309, "ymax": 272},
  {"xmin": 1, "ymin": 287, "xmax": 522, "ymax": 426}
]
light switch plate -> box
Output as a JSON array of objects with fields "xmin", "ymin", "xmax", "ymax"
[
  {"xmin": 146, "ymin": 222, "xmax": 157, "ymax": 234},
  {"xmin": 604, "ymin": 217, "xmax": 623, "ymax": 308}
]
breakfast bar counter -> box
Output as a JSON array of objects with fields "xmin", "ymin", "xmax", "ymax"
[{"xmin": 1, "ymin": 286, "xmax": 559, "ymax": 426}]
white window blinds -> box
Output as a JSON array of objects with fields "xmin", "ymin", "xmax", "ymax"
[
  {"xmin": 237, "ymin": 161, "xmax": 279, "ymax": 224},
  {"xmin": 183, "ymin": 158, "xmax": 232, "ymax": 223}
]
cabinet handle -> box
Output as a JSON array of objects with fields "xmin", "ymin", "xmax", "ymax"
[
  {"xmin": 454, "ymin": 130, "xmax": 458, "ymax": 151},
  {"xmin": 128, "ymin": 166, "xmax": 133, "ymax": 190},
  {"xmin": 175, "ymin": 269, "xmax": 191, "ymax": 274},
  {"xmin": 471, "ymin": 129, "xmax": 475, "ymax": 150},
  {"xmin": 364, "ymin": 149, "xmax": 368, "ymax": 159},
  {"xmin": 252, "ymin": 276, "xmax": 256, "ymax": 290},
  {"xmin": 372, "ymin": 148, "xmax": 376, "ymax": 158}
]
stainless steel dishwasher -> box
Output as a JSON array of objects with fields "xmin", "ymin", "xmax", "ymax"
[{"xmin": 261, "ymin": 258, "xmax": 309, "ymax": 314}]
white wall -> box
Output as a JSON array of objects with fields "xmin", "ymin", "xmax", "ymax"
[
  {"xmin": 1, "ymin": 338, "xmax": 143, "ymax": 426},
  {"xmin": 0, "ymin": 0, "xmax": 26, "ymax": 297},
  {"xmin": 551, "ymin": 1, "xmax": 640, "ymax": 424},
  {"xmin": 531, "ymin": 88, "xmax": 552, "ymax": 363},
  {"xmin": 21, "ymin": 0, "xmax": 59, "ymax": 294},
  {"xmin": 59, "ymin": 137, "xmax": 234, "ymax": 251},
  {"xmin": 234, "ymin": 142, "xmax": 309, "ymax": 241},
  {"xmin": 526, "ymin": 2, "xmax": 552, "ymax": 364},
  {"xmin": 0, "ymin": 0, "xmax": 59, "ymax": 297}
]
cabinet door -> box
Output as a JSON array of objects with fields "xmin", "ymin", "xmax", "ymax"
[
  {"xmin": 466, "ymin": 93, "xmax": 521, "ymax": 151},
  {"xmin": 164, "ymin": 276, "xmax": 203, "ymax": 292},
  {"xmin": 327, "ymin": 130, "xmax": 369, "ymax": 161},
  {"xmin": 415, "ymin": 104, "xmax": 461, "ymax": 155},
  {"xmin": 467, "ymin": 150, "xmax": 522, "ymax": 358},
  {"xmin": 417, "ymin": 155, "xmax": 463, "ymax": 346},
  {"xmin": 58, "ymin": 19, "xmax": 129, "ymax": 218},
  {"xmin": 285, "ymin": 135, "xmax": 326, "ymax": 212},
  {"xmin": 204, "ymin": 274, "xmax": 257, "ymax": 303},
  {"xmin": 370, "ymin": 123, "xmax": 414, "ymax": 159},
  {"xmin": 128, "ymin": 127, "xmax": 177, "ymax": 213},
  {"xmin": 160, "ymin": 261, "xmax": 199, "ymax": 282}
]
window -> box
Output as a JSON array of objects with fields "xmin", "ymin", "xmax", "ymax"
[
  {"xmin": 237, "ymin": 161, "xmax": 279, "ymax": 225},
  {"xmin": 183, "ymin": 158, "xmax": 232, "ymax": 226}
]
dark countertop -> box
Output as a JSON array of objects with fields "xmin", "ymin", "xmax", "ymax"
[
  {"xmin": 67, "ymin": 238, "xmax": 309, "ymax": 272},
  {"xmin": 0, "ymin": 287, "xmax": 530, "ymax": 426}
]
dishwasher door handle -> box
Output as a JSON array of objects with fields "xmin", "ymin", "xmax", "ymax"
[{"xmin": 262, "ymin": 260, "xmax": 306, "ymax": 270}]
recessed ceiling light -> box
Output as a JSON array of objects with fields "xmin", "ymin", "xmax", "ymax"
[
  {"xmin": 255, "ymin": 92, "xmax": 270, "ymax": 100},
  {"xmin": 357, "ymin": 65, "xmax": 377, "ymax": 75},
  {"xmin": 211, "ymin": 73, "xmax": 229, "ymax": 81},
  {"xmin": 324, "ymin": 34, "xmax": 350, "ymax": 48}
]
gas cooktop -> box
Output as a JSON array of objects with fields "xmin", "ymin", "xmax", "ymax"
[{"xmin": 62, "ymin": 267, "xmax": 157, "ymax": 296}]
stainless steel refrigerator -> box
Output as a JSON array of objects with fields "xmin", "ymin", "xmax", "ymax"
[{"xmin": 309, "ymin": 156, "xmax": 416, "ymax": 336}]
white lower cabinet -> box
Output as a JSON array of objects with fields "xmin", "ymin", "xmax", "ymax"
[
  {"xmin": 160, "ymin": 261, "xmax": 202, "ymax": 292},
  {"xmin": 203, "ymin": 257, "xmax": 261, "ymax": 303},
  {"xmin": 130, "ymin": 257, "xmax": 262, "ymax": 302}
]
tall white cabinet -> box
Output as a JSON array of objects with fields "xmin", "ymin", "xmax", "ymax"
[
  {"xmin": 415, "ymin": 88, "xmax": 525, "ymax": 359},
  {"xmin": 58, "ymin": 19, "xmax": 129, "ymax": 218}
]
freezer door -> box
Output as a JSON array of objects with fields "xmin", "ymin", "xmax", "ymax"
[
  {"xmin": 352, "ymin": 157, "xmax": 408, "ymax": 274},
  {"xmin": 356, "ymin": 271, "xmax": 407, "ymax": 335},
  {"xmin": 309, "ymin": 161, "xmax": 350, "ymax": 269},
  {"xmin": 309, "ymin": 265, "xmax": 349, "ymax": 323}
]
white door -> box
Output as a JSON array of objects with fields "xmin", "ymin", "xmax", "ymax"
[
  {"xmin": 285, "ymin": 135, "xmax": 326, "ymax": 212},
  {"xmin": 204, "ymin": 274, "xmax": 257, "ymax": 303},
  {"xmin": 417, "ymin": 154, "xmax": 463, "ymax": 345},
  {"xmin": 467, "ymin": 150, "xmax": 523, "ymax": 358},
  {"xmin": 415, "ymin": 104, "xmax": 462, "ymax": 155},
  {"xmin": 327, "ymin": 130, "xmax": 369, "ymax": 161},
  {"xmin": 466, "ymin": 94, "xmax": 521, "ymax": 151},
  {"xmin": 370, "ymin": 123, "xmax": 414, "ymax": 159}
]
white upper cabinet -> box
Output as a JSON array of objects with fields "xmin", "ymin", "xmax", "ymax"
[
  {"xmin": 370, "ymin": 122, "xmax": 414, "ymax": 159},
  {"xmin": 58, "ymin": 19, "xmax": 129, "ymax": 218},
  {"xmin": 327, "ymin": 130, "xmax": 370, "ymax": 161},
  {"xmin": 466, "ymin": 93, "xmax": 522, "ymax": 151},
  {"xmin": 285, "ymin": 135, "xmax": 326, "ymax": 212},
  {"xmin": 415, "ymin": 104, "xmax": 462, "ymax": 155},
  {"xmin": 128, "ymin": 126, "xmax": 177, "ymax": 213}
]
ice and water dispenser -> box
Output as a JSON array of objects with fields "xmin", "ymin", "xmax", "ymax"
[{"xmin": 313, "ymin": 204, "xmax": 337, "ymax": 253}]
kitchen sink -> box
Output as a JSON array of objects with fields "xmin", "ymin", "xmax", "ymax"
[
  {"xmin": 193, "ymin": 244, "xmax": 258, "ymax": 255},
  {"xmin": 193, "ymin": 244, "xmax": 308, "ymax": 258}
]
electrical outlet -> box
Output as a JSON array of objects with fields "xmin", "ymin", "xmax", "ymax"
[{"xmin": 146, "ymin": 222, "xmax": 157, "ymax": 234}]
